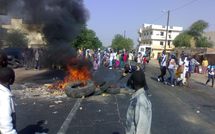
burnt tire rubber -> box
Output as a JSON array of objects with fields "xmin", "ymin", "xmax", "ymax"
[
  {"xmin": 65, "ymin": 80, "xmax": 95, "ymax": 98},
  {"xmin": 106, "ymin": 88, "xmax": 120, "ymax": 94}
]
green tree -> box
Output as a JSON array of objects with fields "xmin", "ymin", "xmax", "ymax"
[
  {"xmin": 188, "ymin": 20, "xmax": 208, "ymax": 38},
  {"xmin": 72, "ymin": 28, "xmax": 102, "ymax": 49},
  {"xmin": 173, "ymin": 20, "xmax": 212, "ymax": 48},
  {"xmin": 111, "ymin": 34, "xmax": 134, "ymax": 50},
  {"xmin": 196, "ymin": 36, "xmax": 213, "ymax": 48},
  {"xmin": 4, "ymin": 30, "xmax": 28, "ymax": 48},
  {"xmin": 173, "ymin": 32, "xmax": 192, "ymax": 47}
]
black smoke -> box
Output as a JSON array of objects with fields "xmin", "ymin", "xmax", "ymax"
[{"xmin": 5, "ymin": 0, "xmax": 89, "ymax": 67}]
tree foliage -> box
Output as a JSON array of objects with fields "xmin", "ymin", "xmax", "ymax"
[
  {"xmin": 5, "ymin": 30, "xmax": 28, "ymax": 48},
  {"xmin": 72, "ymin": 28, "xmax": 102, "ymax": 50},
  {"xmin": 173, "ymin": 32, "xmax": 192, "ymax": 47},
  {"xmin": 111, "ymin": 34, "xmax": 134, "ymax": 51},
  {"xmin": 173, "ymin": 20, "xmax": 212, "ymax": 48},
  {"xmin": 196, "ymin": 36, "xmax": 213, "ymax": 48},
  {"xmin": 188, "ymin": 20, "xmax": 208, "ymax": 38}
]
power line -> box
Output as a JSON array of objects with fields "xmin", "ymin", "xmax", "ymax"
[
  {"xmin": 150, "ymin": 14, "xmax": 166, "ymax": 24},
  {"xmin": 170, "ymin": 0, "xmax": 200, "ymax": 12}
]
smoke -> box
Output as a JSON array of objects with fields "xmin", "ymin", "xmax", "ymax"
[{"xmin": 5, "ymin": 0, "xmax": 89, "ymax": 66}]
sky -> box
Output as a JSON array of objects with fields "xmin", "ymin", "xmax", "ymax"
[{"xmin": 84, "ymin": 0, "xmax": 215, "ymax": 47}]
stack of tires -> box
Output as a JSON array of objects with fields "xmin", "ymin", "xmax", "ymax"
[{"xmin": 65, "ymin": 80, "xmax": 95, "ymax": 98}]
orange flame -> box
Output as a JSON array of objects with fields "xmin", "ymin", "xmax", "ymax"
[{"xmin": 52, "ymin": 66, "xmax": 91, "ymax": 90}]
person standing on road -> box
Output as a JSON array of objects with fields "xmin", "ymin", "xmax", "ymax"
[
  {"xmin": 126, "ymin": 66, "xmax": 152, "ymax": 134},
  {"xmin": 34, "ymin": 49, "xmax": 40, "ymax": 70},
  {"xmin": 202, "ymin": 57, "xmax": 208, "ymax": 75},
  {"xmin": 167, "ymin": 54, "xmax": 177, "ymax": 87},
  {"xmin": 158, "ymin": 50, "xmax": 167, "ymax": 82},
  {"xmin": 128, "ymin": 51, "xmax": 134, "ymax": 66},
  {"xmin": 190, "ymin": 55, "xmax": 199, "ymax": 73},
  {"xmin": 183, "ymin": 56, "xmax": 192, "ymax": 87},
  {"xmin": 206, "ymin": 65, "xmax": 214, "ymax": 87},
  {"xmin": 0, "ymin": 67, "xmax": 17, "ymax": 134},
  {"xmin": 137, "ymin": 52, "xmax": 142, "ymax": 64}
]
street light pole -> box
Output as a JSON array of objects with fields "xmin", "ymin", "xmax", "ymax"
[{"xmin": 164, "ymin": 10, "xmax": 170, "ymax": 51}]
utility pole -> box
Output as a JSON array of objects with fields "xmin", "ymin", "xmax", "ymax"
[
  {"xmin": 123, "ymin": 30, "xmax": 126, "ymax": 38},
  {"xmin": 164, "ymin": 10, "xmax": 170, "ymax": 51}
]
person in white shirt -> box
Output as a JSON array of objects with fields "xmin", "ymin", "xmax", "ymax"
[
  {"xmin": 206, "ymin": 65, "xmax": 214, "ymax": 87},
  {"xmin": 137, "ymin": 52, "xmax": 142, "ymax": 64},
  {"xmin": 128, "ymin": 51, "xmax": 134, "ymax": 66},
  {"xmin": 0, "ymin": 67, "xmax": 17, "ymax": 134},
  {"xmin": 109, "ymin": 50, "xmax": 115, "ymax": 69}
]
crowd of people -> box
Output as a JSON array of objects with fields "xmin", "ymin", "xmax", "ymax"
[
  {"xmin": 78, "ymin": 48, "xmax": 134, "ymax": 70},
  {"xmin": 77, "ymin": 48, "xmax": 152, "ymax": 72},
  {"xmin": 22, "ymin": 48, "xmax": 43, "ymax": 70},
  {"xmin": 157, "ymin": 50, "xmax": 214, "ymax": 88}
]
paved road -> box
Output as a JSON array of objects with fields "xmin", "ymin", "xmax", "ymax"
[{"xmin": 13, "ymin": 62, "xmax": 215, "ymax": 134}]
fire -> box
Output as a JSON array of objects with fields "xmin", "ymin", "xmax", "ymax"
[{"xmin": 50, "ymin": 66, "xmax": 91, "ymax": 90}]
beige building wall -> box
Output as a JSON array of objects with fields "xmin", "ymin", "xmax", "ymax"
[{"xmin": 1, "ymin": 18, "xmax": 46, "ymax": 48}]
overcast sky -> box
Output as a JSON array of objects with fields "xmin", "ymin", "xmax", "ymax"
[{"xmin": 84, "ymin": 0, "xmax": 215, "ymax": 46}]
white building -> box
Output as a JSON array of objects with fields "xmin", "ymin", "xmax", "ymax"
[{"xmin": 138, "ymin": 23, "xmax": 183, "ymax": 59}]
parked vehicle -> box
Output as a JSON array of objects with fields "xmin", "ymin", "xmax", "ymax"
[
  {"xmin": 3, "ymin": 48, "xmax": 24, "ymax": 68},
  {"xmin": 135, "ymin": 45, "xmax": 152, "ymax": 62}
]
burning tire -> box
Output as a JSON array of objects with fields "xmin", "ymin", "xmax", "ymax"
[{"xmin": 65, "ymin": 80, "xmax": 95, "ymax": 98}]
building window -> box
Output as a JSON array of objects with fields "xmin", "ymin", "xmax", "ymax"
[
  {"xmin": 160, "ymin": 41, "xmax": 164, "ymax": 45},
  {"xmin": 150, "ymin": 31, "xmax": 153, "ymax": 35},
  {"xmin": 169, "ymin": 35, "xmax": 171, "ymax": 38},
  {"xmin": 160, "ymin": 32, "xmax": 164, "ymax": 36},
  {"xmin": 170, "ymin": 26, "xmax": 173, "ymax": 29},
  {"xmin": 168, "ymin": 41, "xmax": 171, "ymax": 46}
]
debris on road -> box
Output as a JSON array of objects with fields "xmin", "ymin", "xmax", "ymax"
[
  {"xmin": 54, "ymin": 100, "xmax": 63, "ymax": 104},
  {"xmin": 52, "ymin": 111, "xmax": 58, "ymax": 114},
  {"xmin": 196, "ymin": 110, "xmax": 200, "ymax": 114},
  {"xmin": 12, "ymin": 83, "xmax": 67, "ymax": 99}
]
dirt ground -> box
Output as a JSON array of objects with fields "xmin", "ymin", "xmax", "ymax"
[{"xmin": 14, "ymin": 68, "xmax": 50, "ymax": 83}]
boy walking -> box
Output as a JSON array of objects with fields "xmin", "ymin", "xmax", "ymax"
[
  {"xmin": 0, "ymin": 67, "xmax": 17, "ymax": 134},
  {"xmin": 126, "ymin": 67, "xmax": 152, "ymax": 134}
]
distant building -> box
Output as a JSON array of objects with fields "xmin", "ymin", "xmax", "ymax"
[
  {"xmin": 1, "ymin": 18, "xmax": 46, "ymax": 48},
  {"xmin": 204, "ymin": 31, "xmax": 215, "ymax": 48},
  {"xmin": 138, "ymin": 23, "xmax": 183, "ymax": 59}
]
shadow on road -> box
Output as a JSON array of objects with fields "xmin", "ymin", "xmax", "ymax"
[
  {"xmin": 18, "ymin": 120, "xmax": 49, "ymax": 134},
  {"xmin": 112, "ymin": 132, "xmax": 120, "ymax": 134},
  {"xmin": 150, "ymin": 76, "xmax": 158, "ymax": 81}
]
